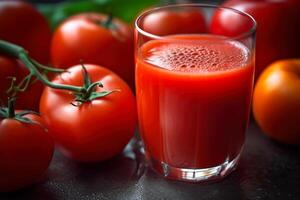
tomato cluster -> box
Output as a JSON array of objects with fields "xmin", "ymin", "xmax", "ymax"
[{"xmin": 0, "ymin": 0, "xmax": 137, "ymax": 192}]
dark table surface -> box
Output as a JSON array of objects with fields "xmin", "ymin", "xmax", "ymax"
[{"xmin": 1, "ymin": 120, "xmax": 300, "ymax": 200}]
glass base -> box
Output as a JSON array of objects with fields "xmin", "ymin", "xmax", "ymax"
[{"xmin": 148, "ymin": 153, "xmax": 241, "ymax": 182}]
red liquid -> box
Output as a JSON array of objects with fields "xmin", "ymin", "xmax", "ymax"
[{"xmin": 136, "ymin": 35, "xmax": 254, "ymax": 168}]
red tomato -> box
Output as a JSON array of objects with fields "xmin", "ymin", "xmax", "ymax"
[
  {"xmin": 210, "ymin": 0, "xmax": 300, "ymax": 78},
  {"xmin": 0, "ymin": 1, "xmax": 52, "ymax": 64},
  {"xmin": 51, "ymin": 13, "xmax": 135, "ymax": 89},
  {"xmin": 253, "ymin": 59, "xmax": 300, "ymax": 145},
  {"xmin": 0, "ymin": 56, "xmax": 44, "ymax": 111},
  {"xmin": 0, "ymin": 113, "xmax": 54, "ymax": 192},
  {"xmin": 40, "ymin": 64, "xmax": 137, "ymax": 162},
  {"xmin": 141, "ymin": 9, "xmax": 207, "ymax": 36}
]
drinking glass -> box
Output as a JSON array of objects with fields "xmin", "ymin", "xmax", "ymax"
[{"xmin": 135, "ymin": 4, "xmax": 256, "ymax": 182}]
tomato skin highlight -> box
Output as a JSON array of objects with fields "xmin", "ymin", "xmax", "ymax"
[
  {"xmin": 0, "ymin": 56, "xmax": 43, "ymax": 111},
  {"xmin": 51, "ymin": 13, "xmax": 135, "ymax": 90},
  {"xmin": 40, "ymin": 65, "xmax": 137, "ymax": 162},
  {"xmin": 0, "ymin": 1, "xmax": 52, "ymax": 64},
  {"xmin": 0, "ymin": 114, "xmax": 54, "ymax": 192},
  {"xmin": 253, "ymin": 59, "xmax": 300, "ymax": 145}
]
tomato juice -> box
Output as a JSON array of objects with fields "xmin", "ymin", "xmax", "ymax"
[{"xmin": 136, "ymin": 35, "xmax": 254, "ymax": 169}]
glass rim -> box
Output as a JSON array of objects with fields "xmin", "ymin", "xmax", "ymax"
[{"xmin": 135, "ymin": 3, "xmax": 257, "ymax": 40}]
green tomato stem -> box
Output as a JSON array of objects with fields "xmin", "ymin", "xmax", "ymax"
[
  {"xmin": 0, "ymin": 41, "xmax": 25, "ymax": 58},
  {"xmin": 0, "ymin": 40, "xmax": 84, "ymax": 93},
  {"xmin": 7, "ymin": 98, "xmax": 15, "ymax": 118},
  {"xmin": 18, "ymin": 53, "xmax": 85, "ymax": 93},
  {"xmin": 31, "ymin": 59, "xmax": 66, "ymax": 73},
  {"xmin": 0, "ymin": 40, "xmax": 116, "ymax": 105},
  {"xmin": 0, "ymin": 98, "xmax": 43, "ymax": 126}
]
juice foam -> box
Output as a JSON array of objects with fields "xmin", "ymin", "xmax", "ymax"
[{"xmin": 143, "ymin": 35, "xmax": 249, "ymax": 73}]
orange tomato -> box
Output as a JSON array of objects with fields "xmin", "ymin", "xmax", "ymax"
[{"xmin": 253, "ymin": 59, "xmax": 300, "ymax": 144}]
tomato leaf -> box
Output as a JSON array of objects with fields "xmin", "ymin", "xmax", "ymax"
[
  {"xmin": 81, "ymin": 64, "xmax": 91, "ymax": 89},
  {"xmin": 88, "ymin": 90, "xmax": 119, "ymax": 101},
  {"xmin": 37, "ymin": 0, "xmax": 160, "ymax": 30},
  {"xmin": 0, "ymin": 108, "xmax": 7, "ymax": 118},
  {"xmin": 0, "ymin": 97, "xmax": 44, "ymax": 128},
  {"xmin": 17, "ymin": 110, "xmax": 41, "ymax": 117},
  {"xmin": 15, "ymin": 116, "xmax": 36, "ymax": 124}
]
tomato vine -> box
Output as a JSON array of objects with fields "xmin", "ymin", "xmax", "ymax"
[{"xmin": 0, "ymin": 40, "xmax": 118, "ymax": 105}]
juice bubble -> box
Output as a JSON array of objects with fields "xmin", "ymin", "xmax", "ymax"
[{"xmin": 144, "ymin": 36, "xmax": 249, "ymax": 73}]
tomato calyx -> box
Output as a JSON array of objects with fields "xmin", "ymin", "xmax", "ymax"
[
  {"xmin": 91, "ymin": 14, "xmax": 117, "ymax": 30},
  {"xmin": 102, "ymin": 15, "xmax": 116, "ymax": 29},
  {"xmin": 0, "ymin": 97, "xmax": 42, "ymax": 126},
  {"xmin": 71, "ymin": 65, "xmax": 119, "ymax": 106}
]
